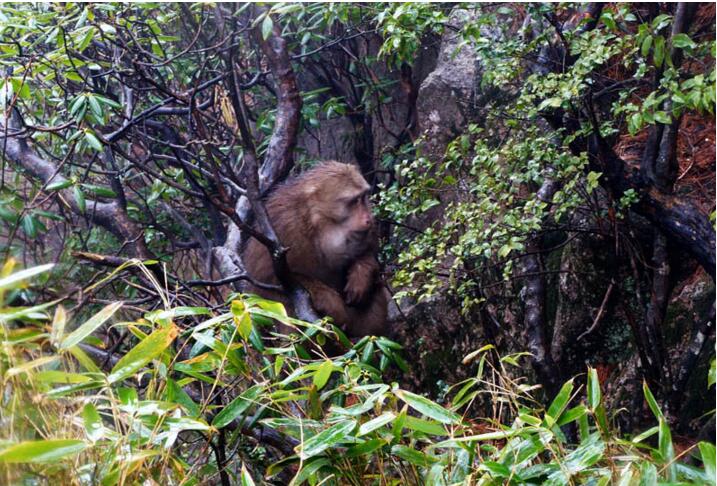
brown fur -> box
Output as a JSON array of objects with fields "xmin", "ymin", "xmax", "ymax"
[{"xmin": 244, "ymin": 161, "xmax": 388, "ymax": 337}]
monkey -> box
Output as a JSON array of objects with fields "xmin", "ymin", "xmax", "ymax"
[{"xmin": 243, "ymin": 161, "xmax": 389, "ymax": 338}]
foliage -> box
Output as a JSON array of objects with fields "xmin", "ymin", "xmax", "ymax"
[
  {"xmin": 1, "ymin": 262, "xmax": 714, "ymax": 484},
  {"xmin": 0, "ymin": 3, "xmax": 714, "ymax": 484},
  {"xmin": 377, "ymin": 3, "xmax": 715, "ymax": 313},
  {"xmin": 379, "ymin": 125, "xmax": 596, "ymax": 309}
]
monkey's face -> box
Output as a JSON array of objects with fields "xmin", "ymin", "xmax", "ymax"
[
  {"xmin": 315, "ymin": 182, "xmax": 374, "ymax": 268},
  {"xmin": 339, "ymin": 189, "xmax": 373, "ymax": 234}
]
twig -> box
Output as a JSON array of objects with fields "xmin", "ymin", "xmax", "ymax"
[{"xmin": 577, "ymin": 280, "xmax": 615, "ymax": 341}]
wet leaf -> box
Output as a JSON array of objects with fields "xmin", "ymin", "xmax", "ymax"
[
  {"xmin": 60, "ymin": 302, "xmax": 122, "ymax": 350},
  {"xmin": 296, "ymin": 420, "xmax": 356, "ymax": 459},
  {"xmin": 107, "ymin": 324, "xmax": 177, "ymax": 383},
  {"xmin": 394, "ymin": 389, "xmax": 460, "ymax": 425},
  {"xmin": 0, "ymin": 440, "xmax": 86, "ymax": 463}
]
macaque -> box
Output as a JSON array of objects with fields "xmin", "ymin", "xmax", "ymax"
[{"xmin": 243, "ymin": 161, "xmax": 389, "ymax": 337}]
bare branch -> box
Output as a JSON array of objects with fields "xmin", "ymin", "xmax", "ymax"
[
  {"xmin": 255, "ymin": 10, "xmax": 302, "ymax": 193},
  {"xmin": 1, "ymin": 109, "xmax": 153, "ymax": 259}
]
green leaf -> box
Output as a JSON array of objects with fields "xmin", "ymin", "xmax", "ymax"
[
  {"xmin": 587, "ymin": 367, "xmax": 601, "ymax": 410},
  {"xmin": 84, "ymin": 131, "xmax": 103, "ymax": 151},
  {"xmin": 166, "ymin": 379, "xmax": 200, "ymax": 417},
  {"xmin": 67, "ymin": 96, "xmax": 86, "ymax": 115},
  {"xmin": 642, "ymin": 381, "xmax": 664, "ymax": 420},
  {"xmin": 638, "ymin": 462, "xmax": 657, "ymax": 485},
  {"xmin": 6, "ymin": 356, "xmax": 58, "ymax": 377},
  {"xmin": 20, "ymin": 215, "xmax": 37, "ymax": 238},
  {"xmin": 628, "ymin": 112, "xmax": 643, "ymax": 135},
  {"xmin": 672, "ymin": 33, "xmax": 696, "ymax": 49},
  {"xmin": 292, "ymin": 458, "xmax": 331, "ymax": 485},
  {"xmin": 653, "ymin": 111, "xmax": 671, "ymax": 124},
  {"xmin": 653, "ymin": 35, "xmax": 665, "ymax": 68},
  {"xmin": 538, "ymin": 97, "xmax": 562, "ymax": 111},
  {"xmin": 60, "ymin": 301, "xmax": 122, "ymax": 350},
  {"xmin": 699, "ymin": 441, "xmax": 716, "ymax": 480},
  {"xmin": 546, "ymin": 379, "xmax": 574, "ymax": 424},
  {"xmin": 82, "ymin": 403, "xmax": 104, "ymax": 442},
  {"xmin": 0, "ymin": 263, "xmax": 54, "ymax": 291},
  {"xmin": 641, "ymin": 35, "xmax": 653, "ymax": 57},
  {"xmin": 481, "ymin": 461, "xmax": 512, "ymax": 479},
  {"xmin": 46, "ymin": 179, "xmax": 73, "ymax": 191},
  {"xmin": 394, "ymin": 389, "xmax": 461, "ymax": 425},
  {"xmin": 241, "ymin": 463, "xmax": 256, "ymax": 486},
  {"xmin": 9, "ymin": 78, "xmax": 30, "ymax": 99},
  {"xmin": 659, "ymin": 418, "xmax": 675, "ymax": 480},
  {"xmin": 107, "ymin": 324, "xmax": 178, "ymax": 383},
  {"xmin": 0, "ymin": 300, "xmax": 56, "ymax": 322},
  {"xmin": 391, "ymin": 444, "xmax": 438, "ymax": 467},
  {"xmin": 404, "ymin": 416, "xmax": 446, "ymax": 435},
  {"xmin": 0, "ymin": 440, "xmax": 86, "ymax": 463},
  {"xmin": 546, "ymin": 433, "xmax": 605, "ymax": 482},
  {"xmin": 78, "ymin": 27, "xmax": 95, "ymax": 51},
  {"xmin": 236, "ymin": 311, "xmax": 253, "ymax": 341},
  {"xmin": 212, "ymin": 384, "xmax": 263, "ymax": 429},
  {"xmin": 358, "ymin": 412, "xmax": 396, "ymax": 436},
  {"xmin": 600, "ymin": 12, "xmax": 616, "ymax": 31},
  {"xmin": 296, "ymin": 420, "xmax": 356, "ymax": 459},
  {"xmin": 67, "ymin": 345, "xmax": 100, "ymax": 373},
  {"xmin": 87, "ymin": 95, "xmax": 102, "ymax": 119},
  {"xmin": 261, "ymin": 15, "xmax": 274, "ymax": 40},
  {"xmin": 708, "ymin": 358, "xmax": 715, "ymax": 388},
  {"xmin": 95, "ymin": 95, "xmax": 121, "ymax": 109},
  {"xmin": 346, "ymin": 438, "xmax": 385, "ymax": 457},
  {"xmin": 74, "ymin": 185, "xmax": 86, "ymax": 213},
  {"xmin": 557, "ymin": 405, "xmax": 587, "ymax": 426},
  {"xmin": 81, "ymin": 184, "xmax": 117, "ymax": 198},
  {"xmin": 313, "ymin": 359, "xmax": 334, "ymax": 390},
  {"xmin": 632, "ymin": 426, "xmax": 658, "ymax": 444},
  {"xmin": 147, "ymin": 306, "xmax": 211, "ymax": 324}
]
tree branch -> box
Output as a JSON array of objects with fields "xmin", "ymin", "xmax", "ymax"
[
  {"xmin": 255, "ymin": 9, "xmax": 302, "ymax": 193},
  {"xmin": 1, "ymin": 109, "xmax": 153, "ymax": 259}
]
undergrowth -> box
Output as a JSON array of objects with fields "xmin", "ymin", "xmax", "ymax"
[{"xmin": 0, "ymin": 260, "xmax": 714, "ymax": 485}]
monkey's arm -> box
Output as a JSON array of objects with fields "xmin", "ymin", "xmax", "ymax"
[
  {"xmin": 298, "ymin": 277, "xmax": 353, "ymax": 325},
  {"xmin": 344, "ymin": 253, "xmax": 380, "ymax": 306},
  {"xmin": 301, "ymin": 276, "xmax": 389, "ymax": 338}
]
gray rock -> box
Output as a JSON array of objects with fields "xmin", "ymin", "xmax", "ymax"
[{"xmin": 416, "ymin": 9, "xmax": 478, "ymax": 159}]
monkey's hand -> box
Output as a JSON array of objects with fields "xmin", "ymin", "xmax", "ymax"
[{"xmin": 344, "ymin": 256, "xmax": 378, "ymax": 306}]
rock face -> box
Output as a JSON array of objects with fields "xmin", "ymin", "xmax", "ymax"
[
  {"xmin": 550, "ymin": 206, "xmax": 617, "ymax": 372},
  {"xmin": 295, "ymin": 116, "xmax": 357, "ymax": 165},
  {"xmin": 416, "ymin": 9, "xmax": 478, "ymax": 160}
]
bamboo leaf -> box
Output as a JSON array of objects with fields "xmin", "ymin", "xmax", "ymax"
[
  {"xmin": 296, "ymin": 420, "xmax": 356, "ymax": 459},
  {"xmin": 107, "ymin": 324, "xmax": 177, "ymax": 383},
  {"xmin": 241, "ymin": 463, "xmax": 256, "ymax": 486},
  {"xmin": 212, "ymin": 384, "xmax": 263, "ymax": 429},
  {"xmin": 60, "ymin": 302, "xmax": 122, "ymax": 350},
  {"xmin": 358, "ymin": 412, "xmax": 396, "ymax": 436},
  {"xmin": 0, "ymin": 263, "xmax": 54, "ymax": 291},
  {"xmin": 313, "ymin": 359, "xmax": 334, "ymax": 391},
  {"xmin": 699, "ymin": 441, "xmax": 716, "ymax": 480},
  {"xmin": 394, "ymin": 388, "xmax": 461, "ymax": 425},
  {"xmin": 545, "ymin": 379, "xmax": 574, "ymax": 425},
  {"xmin": 82, "ymin": 403, "xmax": 104, "ymax": 442},
  {"xmin": 0, "ymin": 440, "xmax": 86, "ymax": 463},
  {"xmin": 587, "ymin": 368, "xmax": 601, "ymax": 410}
]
